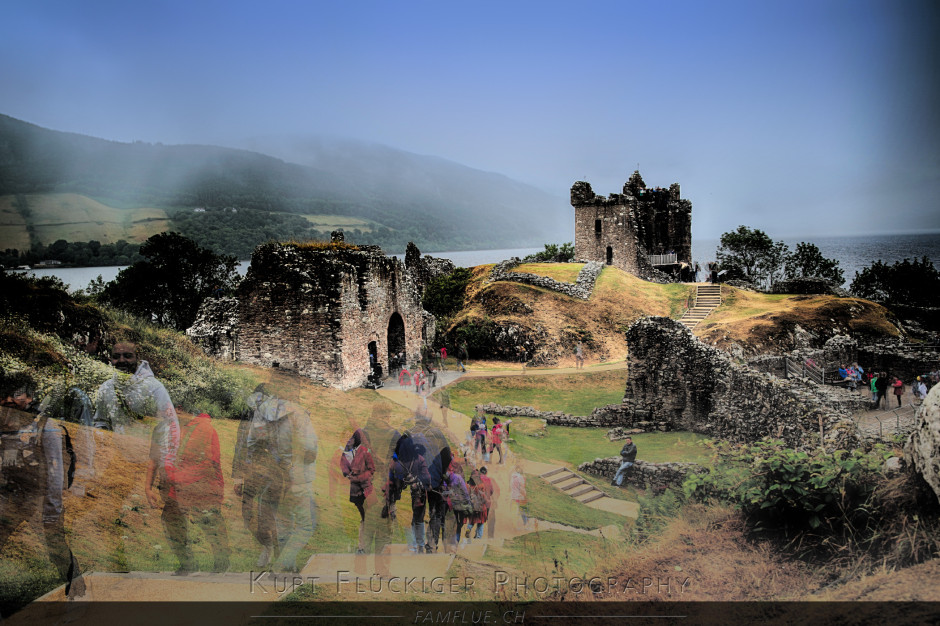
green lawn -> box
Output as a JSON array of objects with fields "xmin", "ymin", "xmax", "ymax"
[
  {"xmin": 442, "ymin": 370, "xmax": 626, "ymax": 417},
  {"xmin": 505, "ymin": 416, "xmax": 713, "ymax": 468}
]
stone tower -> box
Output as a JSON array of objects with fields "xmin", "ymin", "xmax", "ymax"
[{"xmin": 572, "ymin": 170, "xmax": 692, "ymax": 280}]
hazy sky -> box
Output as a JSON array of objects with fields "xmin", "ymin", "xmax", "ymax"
[{"xmin": 2, "ymin": 0, "xmax": 938, "ymax": 239}]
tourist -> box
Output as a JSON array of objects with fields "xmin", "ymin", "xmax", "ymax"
[
  {"xmin": 162, "ymin": 411, "xmax": 230, "ymax": 573},
  {"xmin": 391, "ymin": 433, "xmax": 431, "ymax": 554},
  {"xmin": 93, "ymin": 341, "xmax": 180, "ymax": 570},
  {"xmin": 892, "ymin": 376, "xmax": 904, "ymax": 408},
  {"xmin": 518, "ymin": 345, "xmax": 528, "ymax": 374},
  {"xmin": 444, "ymin": 461, "xmax": 472, "ymax": 551},
  {"xmin": 457, "ymin": 342, "xmax": 469, "ymax": 373},
  {"xmin": 510, "ymin": 466, "xmax": 529, "ymax": 528},
  {"xmin": 465, "ymin": 468, "xmax": 489, "ymax": 543},
  {"xmin": 233, "ymin": 382, "xmax": 318, "ymax": 570},
  {"xmin": 875, "ymin": 372, "xmax": 889, "ymax": 410},
  {"xmin": 408, "ymin": 404, "xmax": 448, "ymax": 554},
  {"xmin": 439, "ymin": 346, "xmax": 447, "ymax": 371},
  {"xmin": 852, "ymin": 362, "xmax": 865, "ymax": 385},
  {"xmin": 0, "ymin": 370, "xmax": 84, "ymax": 598},
  {"xmin": 490, "ymin": 417, "xmax": 505, "ymax": 465},
  {"xmin": 869, "ymin": 372, "xmax": 879, "ymax": 405},
  {"xmin": 575, "ymin": 340, "xmax": 584, "ymax": 369},
  {"xmin": 613, "ymin": 437, "xmax": 638, "ymax": 487},
  {"xmin": 913, "ymin": 377, "xmax": 927, "ymax": 402},
  {"xmin": 340, "ymin": 428, "xmax": 375, "ymax": 555},
  {"xmin": 356, "ymin": 405, "xmax": 401, "ymax": 575}
]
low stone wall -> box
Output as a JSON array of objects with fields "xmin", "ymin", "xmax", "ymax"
[
  {"xmin": 578, "ymin": 457, "xmax": 705, "ymax": 492},
  {"xmin": 476, "ymin": 402, "xmax": 675, "ymax": 430},
  {"xmin": 489, "ymin": 259, "xmax": 603, "ymax": 300}
]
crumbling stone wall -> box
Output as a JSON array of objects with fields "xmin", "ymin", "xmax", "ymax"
[
  {"xmin": 859, "ymin": 342, "xmax": 940, "ymax": 382},
  {"xmin": 489, "ymin": 259, "xmax": 604, "ymax": 299},
  {"xmin": 186, "ymin": 297, "xmax": 239, "ymax": 360},
  {"xmin": 404, "ymin": 241, "xmax": 456, "ymax": 295},
  {"xmin": 572, "ymin": 170, "xmax": 690, "ymax": 282},
  {"xmin": 233, "ymin": 242, "xmax": 429, "ymax": 390},
  {"xmin": 578, "ymin": 458, "xmax": 706, "ymax": 492},
  {"xmin": 618, "ymin": 317, "xmax": 861, "ymax": 449}
]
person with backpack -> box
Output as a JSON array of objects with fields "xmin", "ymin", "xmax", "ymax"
[
  {"xmin": 465, "ymin": 468, "xmax": 490, "ymax": 542},
  {"xmin": 443, "ymin": 461, "xmax": 472, "ymax": 551},
  {"xmin": 409, "ymin": 404, "xmax": 449, "ymax": 553},
  {"xmin": 392, "ymin": 433, "xmax": 432, "ymax": 553},
  {"xmin": 457, "ymin": 342, "xmax": 468, "ymax": 373},
  {"xmin": 0, "ymin": 370, "xmax": 84, "ymax": 598}
]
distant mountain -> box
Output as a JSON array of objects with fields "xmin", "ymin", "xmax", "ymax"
[{"xmin": 0, "ymin": 114, "xmax": 570, "ymax": 252}]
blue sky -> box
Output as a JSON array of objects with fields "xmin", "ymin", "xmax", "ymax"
[{"xmin": 2, "ymin": 0, "xmax": 938, "ymax": 239}]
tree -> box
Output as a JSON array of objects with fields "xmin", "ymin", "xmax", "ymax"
[
  {"xmin": 422, "ymin": 267, "xmax": 473, "ymax": 319},
  {"xmin": 716, "ymin": 226, "xmax": 788, "ymax": 289},
  {"xmin": 784, "ymin": 242, "xmax": 844, "ymax": 284},
  {"xmin": 850, "ymin": 256, "xmax": 940, "ymax": 307},
  {"xmin": 101, "ymin": 232, "xmax": 239, "ymax": 330},
  {"xmin": 523, "ymin": 242, "xmax": 575, "ymax": 263}
]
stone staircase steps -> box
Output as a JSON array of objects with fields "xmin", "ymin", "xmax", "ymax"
[{"xmin": 678, "ymin": 284, "xmax": 722, "ymax": 330}]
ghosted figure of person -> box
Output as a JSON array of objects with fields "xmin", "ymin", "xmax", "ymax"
[
  {"xmin": 0, "ymin": 370, "xmax": 84, "ymax": 598},
  {"xmin": 407, "ymin": 404, "xmax": 449, "ymax": 553},
  {"xmin": 92, "ymin": 341, "xmax": 180, "ymax": 569},
  {"xmin": 233, "ymin": 382, "xmax": 318, "ymax": 571},
  {"xmin": 356, "ymin": 405, "xmax": 401, "ymax": 573},
  {"xmin": 158, "ymin": 412, "xmax": 230, "ymax": 573},
  {"xmin": 341, "ymin": 428, "xmax": 375, "ymax": 555},
  {"xmin": 391, "ymin": 432, "xmax": 431, "ymax": 553}
]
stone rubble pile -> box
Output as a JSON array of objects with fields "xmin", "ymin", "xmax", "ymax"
[{"xmin": 489, "ymin": 259, "xmax": 603, "ymax": 300}]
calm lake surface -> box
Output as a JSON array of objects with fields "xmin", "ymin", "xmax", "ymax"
[{"xmin": 23, "ymin": 234, "xmax": 940, "ymax": 292}]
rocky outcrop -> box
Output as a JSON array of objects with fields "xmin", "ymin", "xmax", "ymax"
[
  {"xmin": 905, "ymin": 384, "xmax": 940, "ymax": 504},
  {"xmin": 620, "ymin": 316, "xmax": 863, "ymax": 449},
  {"xmin": 186, "ymin": 297, "xmax": 239, "ymax": 360},
  {"xmin": 578, "ymin": 458, "xmax": 706, "ymax": 492},
  {"xmin": 489, "ymin": 259, "xmax": 603, "ymax": 299}
]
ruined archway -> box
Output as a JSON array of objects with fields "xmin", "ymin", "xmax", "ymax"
[{"xmin": 387, "ymin": 312, "xmax": 406, "ymax": 374}]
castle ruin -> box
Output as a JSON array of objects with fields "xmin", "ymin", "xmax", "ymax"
[
  {"xmin": 572, "ymin": 170, "xmax": 692, "ymax": 280},
  {"xmin": 188, "ymin": 236, "xmax": 443, "ymax": 390}
]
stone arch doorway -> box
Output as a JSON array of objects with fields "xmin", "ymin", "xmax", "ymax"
[
  {"xmin": 606, "ymin": 246, "xmax": 613, "ymax": 265},
  {"xmin": 387, "ymin": 312, "xmax": 406, "ymax": 374}
]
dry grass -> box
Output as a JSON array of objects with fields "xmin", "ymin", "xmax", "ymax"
[
  {"xmin": 695, "ymin": 286, "xmax": 900, "ymax": 354},
  {"xmin": 451, "ymin": 265, "xmax": 692, "ymax": 365},
  {"xmin": 600, "ymin": 505, "xmax": 822, "ymax": 601}
]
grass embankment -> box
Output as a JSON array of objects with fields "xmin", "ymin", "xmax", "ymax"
[
  {"xmin": 514, "ymin": 262, "xmax": 583, "ymax": 283},
  {"xmin": 695, "ymin": 285, "xmax": 900, "ymax": 354},
  {"xmin": 449, "ymin": 264, "xmax": 693, "ymax": 365}
]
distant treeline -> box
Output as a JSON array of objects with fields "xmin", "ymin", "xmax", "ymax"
[
  {"xmin": 0, "ymin": 205, "xmax": 503, "ymax": 268},
  {"xmin": 170, "ymin": 207, "xmax": 461, "ymax": 258},
  {"xmin": 1, "ymin": 239, "xmax": 143, "ymax": 268}
]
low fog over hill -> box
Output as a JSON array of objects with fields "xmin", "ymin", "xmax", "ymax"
[{"xmin": 0, "ymin": 114, "xmax": 570, "ymax": 252}]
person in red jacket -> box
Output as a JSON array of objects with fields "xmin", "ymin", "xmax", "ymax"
[
  {"xmin": 159, "ymin": 412, "xmax": 230, "ymax": 573},
  {"xmin": 340, "ymin": 428, "xmax": 375, "ymax": 554}
]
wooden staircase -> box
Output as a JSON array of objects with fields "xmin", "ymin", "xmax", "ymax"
[
  {"xmin": 678, "ymin": 284, "xmax": 721, "ymax": 330},
  {"xmin": 540, "ymin": 466, "xmax": 609, "ymax": 505}
]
